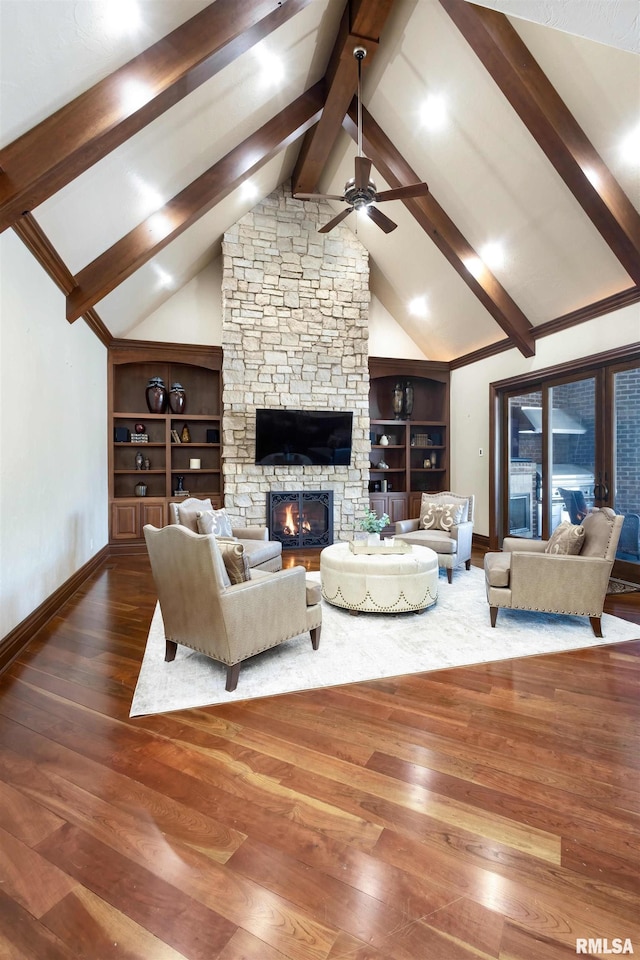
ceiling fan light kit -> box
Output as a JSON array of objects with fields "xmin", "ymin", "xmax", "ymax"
[{"xmin": 294, "ymin": 48, "xmax": 429, "ymax": 235}]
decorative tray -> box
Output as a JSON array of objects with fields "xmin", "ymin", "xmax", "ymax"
[{"xmin": 349, "ymin": 541, "xmax": 412, "ymax": 555}]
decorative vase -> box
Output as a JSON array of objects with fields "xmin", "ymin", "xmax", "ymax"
[
  {"xmin": 145, "ymin": 377, "xmax": 167, "ymax": 413},
  {"xmin": 379, "ymin": 434, "xmax": 389, "ymax": 446},
  {"xmin": 403, "ymin": 380, "xmax": 414, "ymax": 419},
  {"xmin": 168, "ymin": 382, "xmax": 186, "ymax": 414},
  {"xmin": 392, "ymin": 382, "xmax": 404, "ymax": 420},
  {"xmin": 175, "ymin": 475, "xmax": 185, "ymax": 493},
  {"xmin": 367, "ymin": 532, "xmax": 381, "ymax": 546},
  {"xmin": 135, "ymin": 451, "xmax": 145, "ymax": 470},
  {"xmin": 430, "ymin": 451, "xmax": 437, "ymax": 469},
  {"xmin": 180, "ymin": 423, "xmax": 191, "ymax": 443},
  {"xmin": 134, "ymin": 482, "xmax": 147, "ymax": 497}
]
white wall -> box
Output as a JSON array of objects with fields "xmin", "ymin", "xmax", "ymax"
[
  {"xmin": 0, "ymin": 231, "xmax": 108, "ymax": 639},
  {"xmin": 368, "ymin": 294, "xmax": 429, "ymax": 360},
  {"xmin": 451, "ymin": 304, "xmax": 640, "ymax": 536},
  {"xmin": 126, "ymin": 259, "xmax": 223, "ymax": 345}
]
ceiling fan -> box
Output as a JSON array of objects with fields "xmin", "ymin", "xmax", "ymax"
[{"xmin": 294, "ymin": 47, "xmax": 429, "ymax": 234}]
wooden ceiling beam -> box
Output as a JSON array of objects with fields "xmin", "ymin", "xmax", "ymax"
[
  {"xmin": 344, "ymin": 105, "xmax": 536, "ymax": 357},
  {"xmin": 66, "ymin": 84, "xmax": 325, "ymax": 322},
  {"xmin": 12, "ymin": 213, "xmax": 111, "ymax": 346},
  {"xmin": 439, "ymin": 0, "xmax": 640, "ymax": 286},
  {"xmin": 0, "ymin": 0, "xmax": 313, "ymax": 233},
  {"xmin": 292, "ymin": 0, "xmax": 395, "ymax": 196}
]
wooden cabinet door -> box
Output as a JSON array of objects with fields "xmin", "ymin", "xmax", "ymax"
[
  {"xmin": 111, "ymin": 502, "xmax": 139, "ymax": 539},
  {"xmin": 409, "ymin": 493, "xmax": 423, "ymax": 519},
  {"xmin": 141, "ymin": 502, "xmax": 165, "ymax": 529},
  {"xmin": 369, "ymin": 494, "xmax": 388, "ymax": 518},
  {"xmin": 388, "ymin": 493, "xmax": 408, "ymax": 523}
]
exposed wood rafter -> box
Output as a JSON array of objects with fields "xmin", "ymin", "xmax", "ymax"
[
  {"xmin": 344, "ymin": 105, "xmax": 536, "ymax": 358},
  {"xmin": 12, "ymin": 213, "xmax": 111, "ymax": 347},
  {"xmin": 0, "ymin": 0, "xmax": 313, "ymax": 233},
  {"xmin": 439, "ymin": 0, "xmax": 640, "ymax": 286},
  {"xmin": 292, "ymin": 0, "xmax": 395, "ymax": 196},
  {"xmin": 66, "ymin": 84, "xmax": 325, "ymax": 322}
]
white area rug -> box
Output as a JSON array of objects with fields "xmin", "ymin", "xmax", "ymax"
[{"xmin": 130, "ymin": 566, "xmax": 639, "ymax": 716}]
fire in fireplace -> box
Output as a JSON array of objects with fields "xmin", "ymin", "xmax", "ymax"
[{"xmin": 267, "ymin": 490, "xmax": 333, "ymax": 548}]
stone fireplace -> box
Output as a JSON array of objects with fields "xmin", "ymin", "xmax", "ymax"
[{"xmin": 221, "ymin": 181, "xmax": 371, "ymax": 541}]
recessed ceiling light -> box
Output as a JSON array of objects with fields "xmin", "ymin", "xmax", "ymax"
[
  {"xmin": 479, "ymin": 241, "xmax": 505, "ymax": 270},
  {"xmin": 420, "ymin": 94, "xmax": 447, "ymax": 132},
  {"xmin": 254, "ymin": 45, "xmax": 285, "ymax": 87},
  {"xmin": 621, "ymin": 124, "xmax": 640, "ymax": 164},
  {"xmin": 240, "ymin": 181, "xmax": 259, "ymax": 202},
  {"xmin": 408, "ymin": 296, "xmax": 429, "ymax": 317},
  {"xmin": 102, "ymin": 0, "xmax": 142, "ymax": 36},
  {"xmin": 153, "ymin": 265, "xmax": 174, "ymax": 290}
]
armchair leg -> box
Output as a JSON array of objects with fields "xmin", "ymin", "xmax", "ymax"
[
  {"xmin": 310, "ymin": 626, "xmax": 321, "ymax": 650},
  {"xmin": 447, "ymin": 568, "xmax": 453, "ymax": 584},
  {"xmin": 226, "ymin": 662, "xmax": 241, "ymax": 692},
  {"xmin": 489, "ymin": 606, "xmax": 498, "ymax": 627},
  {"xmin": 589, "ymin": 616, "xmax": 603, "ymax": 638},
  {"xmin": 165, "ymin": 639, "xmax": 177, "ymax": 662},
  {"xmin": 465, "ymin": 559, "xmax": 471, "ymax": 570}
]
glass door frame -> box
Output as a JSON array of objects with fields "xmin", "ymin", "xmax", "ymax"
[{"xmin": 489, "ymin": 343, "xmax": 640, "ymax": 579}]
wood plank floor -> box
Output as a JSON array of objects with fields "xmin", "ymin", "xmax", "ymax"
[{"xmin": 1, "ymin": 548, "xmax": 639, "ymax": 960}]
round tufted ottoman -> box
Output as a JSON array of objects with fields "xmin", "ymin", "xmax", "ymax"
[{"xmin": 320, "ymin": 542, "xmax": 438, "ymax": 614}]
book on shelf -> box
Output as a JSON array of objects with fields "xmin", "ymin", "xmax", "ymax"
[
  {"xmin": 171, "ymin": 429, "xmax": 181, "ymax": 443},
  {"xmin": 130, "ymin": 434, "xmax": 149, "ymax": 443},
  {"xmin": 173, "ymin": 490, "xmax": 190, "ymax": 497}
]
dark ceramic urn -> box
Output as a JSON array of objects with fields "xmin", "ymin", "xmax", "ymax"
[
  {"xmin": 169, "ymin": 382, "xmax": 186, "ymax": 414},
  {"xmin": 145, "ymin": 377, "xmax": 167, "ymax": 413}
]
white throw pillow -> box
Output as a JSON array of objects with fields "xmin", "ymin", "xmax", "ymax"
[
  {"xmin": 420, "ymin": 501, "xmax": 465, "ymax": 531},
  {"xmin": 196, "ymin": 508, "xmax": 234, "ymax": 538},
  {"xmin": 420, "ymin": 492, "xmax": 469, "ymax": 524}
]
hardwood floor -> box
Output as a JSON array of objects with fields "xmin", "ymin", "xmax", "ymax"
[{"xmin": 1, "ymin": 547, "xmax": 639, "ymax": 959}]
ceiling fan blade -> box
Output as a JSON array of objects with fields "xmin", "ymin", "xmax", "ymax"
[
  {"xmin": 354, "ymin": 156, "xmax": 372, "ymax": 190},
  {"xmin": 318, "ymin": 206, "xmax": 354, "ymax": 234},
  {"xmin": 366, "ymin": 205, "xmax": 397, "ymax": 234},
  {"xmin": 294, "ymin": 193, "xmax": 347, "ymax": 201},
  {"xmin": 375, "ymin": 182, "xmax": 429, "ymax": 202}
]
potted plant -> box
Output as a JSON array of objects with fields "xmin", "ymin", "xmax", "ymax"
[{"xmin": 359, "ymin": 507, "xmax": 391, "ymax": 545}]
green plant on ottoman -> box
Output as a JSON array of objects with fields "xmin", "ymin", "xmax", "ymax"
[{"xmin": 360, "ymin": 507, "xmax": 390, "ymax": 545}]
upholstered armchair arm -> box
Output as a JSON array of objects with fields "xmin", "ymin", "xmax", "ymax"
[
  {"xmin": 449, "ymin": 520, "xmax": 473, "ymax": 560},
  {"xmin": 509, "ymin": 551, "xmax": 612, "ymax": 615},
  {"xmin": 395, "ymin": 518, "xmax": 420, "ymax": 535},
  {"xmin": 219, "ymin": 566, "xmax": 309, "ymax": 660},
  {"xmin": 231, "ymin": 526, "xmax": 269, "ymax": 541},
  {"xmin": 502, "ymin": 537, "xmax": 546, "ymax": 554}
]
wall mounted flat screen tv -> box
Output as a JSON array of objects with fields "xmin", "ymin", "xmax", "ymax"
[{"xmin": 255, "ymin": 408, "xmax": 353, "ymax": 466}]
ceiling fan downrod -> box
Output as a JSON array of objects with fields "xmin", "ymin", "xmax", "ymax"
[{"xmin": 354, "ymin": 46, "xmax": 367, "ymax": 159}]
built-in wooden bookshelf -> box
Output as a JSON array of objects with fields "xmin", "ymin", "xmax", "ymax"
[
  {"xmin": 368, "ymin": 358, "xmax": 450, "ymax": 524},
  {"xmin": 108, "ymin": 342, "xmax": 222, "ymax": 543}
]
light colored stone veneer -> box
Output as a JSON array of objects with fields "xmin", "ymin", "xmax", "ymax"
[{"xmin": 221, "ymin": 182, "xmax": 371, "ymax": 541}]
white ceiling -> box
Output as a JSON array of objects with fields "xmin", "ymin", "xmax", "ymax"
[{"xmin": 1, "ymin": 0, "xmax": 639, "ymax": 358}]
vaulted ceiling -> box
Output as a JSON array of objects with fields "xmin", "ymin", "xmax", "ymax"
[{"xmin": 1, "ymin": 0, "xmax": 639, "ymax": 363}]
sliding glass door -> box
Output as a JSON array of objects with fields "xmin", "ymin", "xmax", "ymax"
[
  {"xmin": 494, "ymin": 348, "xmax": 640, "ymax": 582},
  {"xmin": 610, "ymin": 363, "xmax": 640, "ymax": 577}
]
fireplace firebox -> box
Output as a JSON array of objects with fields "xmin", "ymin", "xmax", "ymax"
[{"xmin": 267, "ymin": 490, "xmax": 333, "ymax": 549}]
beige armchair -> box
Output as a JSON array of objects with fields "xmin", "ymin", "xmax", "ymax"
[
  {"xmin": 144, "ymin": 524, "xmax": 321, "ymax": 692},
  {"xmin": 395, "ymin": 492, "xmax": 475, "ymax": 583},
  {"xmin": 169, "ymin": 497, "xmax": 282, "ymax": 572},
  {"xmin": 484, "ymin": 507, "xmax": 624, "ymax": 637}
]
